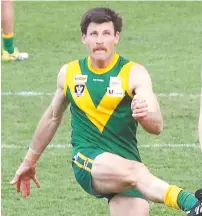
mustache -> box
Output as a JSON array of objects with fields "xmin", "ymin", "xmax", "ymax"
[{"xmin": 93, "ymin": 47, "xmax": 107, "ymax": 52}]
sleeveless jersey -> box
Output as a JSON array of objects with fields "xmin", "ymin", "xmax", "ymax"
[{"xmin": 64, "ymin": 53, "xmax": 141, "ymax": 162}]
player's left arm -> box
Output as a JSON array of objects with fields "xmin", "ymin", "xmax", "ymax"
[{"xmin": 129, "ymin": 64, "xmax": 163, "ymax": 135}]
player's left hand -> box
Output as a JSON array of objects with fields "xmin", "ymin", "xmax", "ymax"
[{"xmin": 131, "ymin": 95, "xmax": 148, "ymax": 120}]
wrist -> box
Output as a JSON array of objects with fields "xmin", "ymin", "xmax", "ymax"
[{"xmin": 25, "ymin": 147, "xmax": 41, "ymax": 162}]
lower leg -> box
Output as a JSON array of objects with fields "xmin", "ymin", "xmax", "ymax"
[
  {"xmin": 127, "ymin": 162, "xmax": 198, "ymax": 212},
  {"xmin": 109, "ymin": 195, "xmax": 149, "ymax": 216},
  {"xmin": 2, "ymin": 0, "xmax": 14, "ymax": 34},
  {"xmin": 2, "ymin": 0, "xmax": 15, "ymax": 53}
]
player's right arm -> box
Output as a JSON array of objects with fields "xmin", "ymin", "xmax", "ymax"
[
  {"xmin": 27, "ymin": 64, "xmax": 69, "ymax": 156},
  {"xmin": 10, "ymin": 64, "xmax": 69, "ymax": 197}
]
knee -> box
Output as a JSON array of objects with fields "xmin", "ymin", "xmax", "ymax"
[{"xmin": 126, "ymin": 161, "xmax": 150, "ymax": 187}]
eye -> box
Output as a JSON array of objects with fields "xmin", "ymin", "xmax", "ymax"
[
  {"xmin": 104, "ymin": 31, "xmax": 111, "ymax": 35},
  {"xmin": 90, "ymin": 32, "xmax": 97, "ymax": 36}
]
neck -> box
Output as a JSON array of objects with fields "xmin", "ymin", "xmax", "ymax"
[
  {"xmin": 87, "ymin": 52, "xmax": 119, "ymax": 74},
  {"xmin": 90, "ymin": 52, "xmax": 115, "ymax": 69}
]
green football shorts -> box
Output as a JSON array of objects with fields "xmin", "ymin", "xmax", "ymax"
[{"xmin": 72, "ymin": 146, "xmax": 146, "ymax": 201}]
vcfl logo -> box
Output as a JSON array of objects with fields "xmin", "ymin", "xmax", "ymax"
[{"xmin": 74, "ymin": 84, "xmax": 85, "ymax": 97}]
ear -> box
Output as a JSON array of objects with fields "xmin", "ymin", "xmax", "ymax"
[
  {"xmin": 81, "ymin": 33, "xmax": 86, "ymax": 44},
  {"xmin": 114, "ymin": 32, "xmax": 120, "ymax": 45}
]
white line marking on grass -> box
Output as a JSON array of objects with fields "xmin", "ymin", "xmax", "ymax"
[
  {"xmin": 157, "ymin": 93, "xmax": 200, "ymax": 98},
  {"xmin": 2, "ymin": 91, "xmax": 54, "ymax": 96},
  {"xmin": 1, "ymin": 143, "xmax": 200, "ymax": 149},
  {"xmin": 140, "ymin": 144, "xmax": 200, "ymax": 148},
  {"xmin": 1, "ymin": 91, "xmax": 200, "ymax": 97},
  {"xmin": 1, "ymin": 144, "xmax": 72, "ymax": 149}
]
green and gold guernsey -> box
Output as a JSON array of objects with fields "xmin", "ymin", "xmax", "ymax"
[{"xmin": 64, "ymin": 53, "xmax": 141, "ymax": 162}]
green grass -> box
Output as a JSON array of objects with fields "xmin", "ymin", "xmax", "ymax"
[{"xmin": 2, "ymin": 2, "xmax": 202, "ymax": 216}]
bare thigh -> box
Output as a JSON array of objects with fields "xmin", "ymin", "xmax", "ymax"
[
  {"xmin": 91, "ymin": 152, "xmax": 168, "ymax": 202},
  {"xmin": 109, "ymin": 194, "xmax": 150, "ymax": 216},
  {"xmin": 91, "ymin": 152, "xmax": 148, "ymax": 194}
]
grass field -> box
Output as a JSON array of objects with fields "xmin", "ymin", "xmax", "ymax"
[{"xmin": 2, "ymin": 1, "xmax": 202, "ymax": 216}]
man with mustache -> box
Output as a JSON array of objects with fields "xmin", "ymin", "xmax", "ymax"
[{"xmin": 10, "ymin": 7, "xmax": 202, "ymax": 216}]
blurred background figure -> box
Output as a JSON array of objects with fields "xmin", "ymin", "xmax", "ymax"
[{"xmin": 1, "ymin": 0, "xmax": 28, "ymax": 62}]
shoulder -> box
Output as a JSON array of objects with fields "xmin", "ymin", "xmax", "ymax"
[
  {"xmin": 130, "ymin": 63, "xmax": 147, "ymax": 74},
  {"xmin": 128, "ymin": 63, "xmax": 153, "ymax": 90},
  {"xmin": 57, "ymin": 57, "xmax": 88, "ymax": 88},
  {"xmin": 57, "ymin": 59, "xmax": 80, "ymax": 82},
  {"xmin": 119, "ymin": 56, "xmax": 146, "ymax": 74},
  {"xmin": 58, "ymin": 64, "xmax": 68, "ymax": 80},
  {"xmin": 129, "ymin": 63, "xmax": 151, "ymax": 81},
  {"xmin": 57, "ymin": 64, "xmax": 68, "ymax": 89},
  {"xmin": 57, "ymin": 59, "xmax": 81, "ymax": 92}
]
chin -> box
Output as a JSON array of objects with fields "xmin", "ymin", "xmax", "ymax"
[{"xmin": 92, "ymin": 53, "xmax": 108, "ymax": 61}]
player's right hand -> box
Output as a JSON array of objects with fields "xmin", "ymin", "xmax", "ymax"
[{"xmin": 10, "ymin": 159, "xmax": 40, "ymax": 198}]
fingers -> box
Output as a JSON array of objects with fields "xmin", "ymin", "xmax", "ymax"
[
  {"xmin": 132, "ymin": 111, "xmax": 148, "ymax": 119},
  {"xmin": 131, "ymin": 96, "xmax": 148, "ymax": 119},
  {"xmin": 14, "ymin": 177, "xmax": 39, "ymax": 198},
  {"xmin": 17, "ymin": 179, "xmax": 21, "ymax": 193},
  {"xmin": 131, "ymin": 101, "xmax": 148, "ymax": 113},
  {"xmin": 131, "ymin": 97, "xmax": 147, "ymax": 106},
  {"xmin": 10, "ymin": 162, "xmax": 39, "ymax": 197},
  {"xmin": 22, "ymin": 177, "xmax": 40, "ymax": 198},
  {"xmin": 132, "ymin": 106, "xmax": 148, "ymax": 114},
  {"xmin": 33, "ymin": 176, "xmax": 40, "ymax": 188},
  {"xmin": 21, "ymin": 180, "xmax": 31, "ymax": 198},
  {"xmin": 26, "ymin": 180, "xmax": 30, "ymax": 196},
  {"xmin": 131, "ymin": 103, "xmax": 147, "ymax": 111},
  {"xmin": 10, "ymin": 175, "xmax": 20, "ymax": 185},
  {"xmin": 10, "ymin": 174, "xmax": 22, "ymax": 193},
  {"xmin": 21, "ymin": 180, "xmax": 27, "ymax": 197},
  {"xmin": 10, "ymin": 174, "xmax": 39, "ymax": 198}
]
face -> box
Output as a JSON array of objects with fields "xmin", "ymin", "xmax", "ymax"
[{"xmin": 82, "ymin": 21, "xmax": 120, "ymax": 61}]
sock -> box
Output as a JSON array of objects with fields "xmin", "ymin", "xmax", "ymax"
[
  {"xmin": 164, "ymin": 185, "xmax": 198, "ymax": 212},
  {"xmin": 164, "ymin": 185, "xmax": 182, "ymax": 210},
  {"xmin": 3, "ymin": 33, "xmax": 14, "ymax": 54},
  {"xmin": 177, "ymin": 190, "xmax": 198, "ymax": 212}
]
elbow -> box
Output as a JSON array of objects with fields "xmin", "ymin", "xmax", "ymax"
[
  {"xmin": 49, "ymin": 107, "xmax": 63, "ymax": 125},
  {"xmin": 146, "ymin": 124, "xmax": 163, "ymax": 135},
  {"xmin": 154, "ymin": 126, "xmax": 163, "ymax": 135},
  {"xmin": 51, "ymin": 116, "xmax": 62, "ymax": 125},
  {"xmin": 153, "ymin": 123, "xmax": 163, "ymax": 135},
  {"xmin": 155, "ymin": 117, "xmax": 164, "ymax": 135}
]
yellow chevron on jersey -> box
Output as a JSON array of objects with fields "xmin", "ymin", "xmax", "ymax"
[{"xmin": 64, "ymin": 59, "xmax": 135, "ymax": 132}]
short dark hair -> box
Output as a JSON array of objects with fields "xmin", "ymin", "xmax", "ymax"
[{"xmin": 80, "ymin": 7, "xmax": 122, "ymax": 34}]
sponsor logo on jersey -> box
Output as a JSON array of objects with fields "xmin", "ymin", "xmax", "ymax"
[
  {"xmin": 109, "ymin": 77, "xmax": 122, "ymax": 87},
  {"xmin": 107, "ymin": 87, "xmax": 124, "ymax": 97},
  {"xmin": 74, "ymin": 75, "xmax": 88, "ymax": 83},
  {"xmin": 74, "ymin": 84, "xmax": 85, "ymax": 97},
  {"xmin": 93, "ymin": 78, "xmax": 104, "ymax": 82}
]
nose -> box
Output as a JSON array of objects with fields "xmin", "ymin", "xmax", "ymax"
[{"xmin": 96, "ymin": 35, "xmax": 104, "ymax": 44}]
